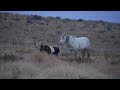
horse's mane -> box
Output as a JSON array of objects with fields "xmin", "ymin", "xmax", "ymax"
[{"xmin": 67, "ymin": 35, "xmax": 76, "ymax": 39}]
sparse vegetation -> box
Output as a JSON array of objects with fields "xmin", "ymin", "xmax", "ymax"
[
  {"xmin": 56, "ymin": 17, "xmax": 61, "ymax": 19},
  {"xmin": 27, "ymin": 17, "xmax": 33, "ymax": 24},
  {"xmin": 48, "ymin": 16, "xmax": 55, "ymax": 20},
  {"xmin": 0, "ymin": 53, "xmax": 23, "ymax": 62},
  {"xmin": 0, "ymin": 12, "xmax": 120, "ymax": 79},
  {"xmin": 78, "ymin": 19, "xmax": 83, "ymax": 21},
  {"xmin": 111, "ymin": 36, "xmax": 115, "ymax": 38},
  {"xmin": 98, "ymin": 30, "xmax": 106, "ymax": 33},
  {"xmin": 32, "ymin": 15, "xmax": 43, "ymax": 20},
  {"xmin": 65, "ymin": 18, "xmax": 71, "ymax": 21}
]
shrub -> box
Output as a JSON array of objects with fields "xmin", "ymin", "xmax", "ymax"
[
  {"xmin": 48, "ymin": 16, "xmax": 55, "ymax": 20},
  {"xmin": 1, "ymin": 53, "xmax": 23, "ymax": 62},
  {"xmin": 32, "ymin": 15, "xmax": 43, "ymax": 20},
  {"xmin": 111, "ymin": 36, "xmax": 115, "ymax": 38},
  {"xmin": 56, "ymin": 31, "xmax": 62, "ymax": 35},
  {"xmin": 14, "ymin": 18, "xmax": 20, "ymax": 21},
  {"xmin": 62, "ymin": 20, "xmax": 67, "ymax": 23},
  {"xmin": 106, "ymin": 25, "xmax": 112, "ymax": 30},
  {"xmin": 114, "ymin": 41, "xmax": 118, "ymax": 44},
  {"xmin": 102, "ymin": 40, "xmax": 109, "ymax": 43},
  {"xmin": 56, "ymin": 17, "xmax": 61, "ymax": 19},
  {"xmin": 27, "ymin": 17, "xmax": 33, "ymax": 24},
  {"xmin": 98, "ymin": 30, "xmax": 106, "ymax": 33},
  {"xmin": 78, "ymin": 19, "xmax": 83, "ymax": 21},
  {"xmin": 70, "ymin": 28, "xmax": 75, "ymax": 31},
  {"xmin": 4, "ymin": 18, "xmax": 7, "ymax": 20},
  {"xmin": 107, "ymin": 27, "xmax": 112, "ymax": 31},
  {"xmin": 39, "ymin": 22, "xmax": 44, "ymax": 25},
  {"xmin": 65, "ymin": 18, "xmax": 70, "ymax": 21},
  {"xmin": 45, "ymin": 19, "xmax": 49, "ymax": 22},
  {"xmin": 27, "ymin": 19, "xmax": 33, "ymax": 23},
  {"xmin": 99, "ymin": 20, "xmax": 105, "ymax": 23},
  {"xmin": 56, "ymin": 26, "xmax": 61, "ymax": 28}
]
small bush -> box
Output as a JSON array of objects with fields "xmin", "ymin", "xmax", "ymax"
[
  {"xmin": 32, "ymin": 15, "xmax": 43, "ymax": 20},
  {"xmin": 45, "ymin": 19, "xmax": 49, "ymax": 22},
  {"xmin": 114, "ymin": 41, "xmax": 118, "ymax": 44},
  {"xmin": 14, "ymin": 18, "xmax": 20, "ymax": 21},
  {"xmin": 110, "ymin": 60, "xmax": 120, "ymax": 65},
  {"xmin": 56, "ymin": 17, "xmax": 61, "ymax": 19},
  {"xmin": 27, "ymin": 20, "xmax": 33, "ymax": 24},
  {"xmin": 2, "ymin": 54, "xmax": 16, "ymax": 62},
  {"xmin": 56, "ymin": 31, "xmax": 62, "ymax": 35},
  {"xmin": 56, "ymin": 26, "xmax": 61, "ymax": 28},
  {"xmin": 11, "ymin": 39, "xmax": 17, "ymax": 45},
  {"xmin": 65, "ymin": 18, "xmax": 70, "ymax": 21},
  {"xmin": 106, "ymin": 25, "xmax": 112, "ymax": 30},
  {"xmin": 102, "ymin": 40, "xmax": 109, "ymax": 43},
  {"xmin": 99, "ymin": 20, "xmax": 105, "ymax": 23},
  {"xmin": 111, "ymin": 36, "xmax": 115, "ymax": 38},
  {"xmin": 98, "ymin": 30, "xmax": 106, "ymax": 33},
  {"xmin": 107, "ymin": 28, "xmax": 111, "ymax": 31},
  {"xmin": 27, "ymin": 17, "xmax": 33, "ymax": 24},
  {"xmin": 70, "ymin": 28, "xmax": 75, "ymax": 31},
  {"xmin": 48, "ymin": 16, "xmax": 55, "ymax": 20},
  {"xmin": 78, "ymin": 19, "xmax": 83, "ymax": 21},
  {"xmin": 62, "ymin": 20, "xmax": 67, "ymax": 23},
  {"xmin": 4, "ymin": 18, "xmax": 7, "ymax": 20},
  {"xmin": 39, "ymin": 22, "xmax": 44, "ymax": 25},
  {"xmin": 0, "ymin": 53, "xmax": 23, "ymax": 62}
]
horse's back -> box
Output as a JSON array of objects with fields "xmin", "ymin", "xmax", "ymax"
[
  {"xmin": 53, "ymin": 47, "xmax": 60, "ymax": 53},
  {"xmin": 75, "ymin": 37, "xmax": 90, "ymax": 49}
]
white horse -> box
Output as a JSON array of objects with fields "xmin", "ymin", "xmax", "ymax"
[{"xmin": 59, "ymin": 34, "xmax": 90, "ymax": 60}]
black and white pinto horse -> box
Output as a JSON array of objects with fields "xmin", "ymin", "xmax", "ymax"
[
  {"xmin": 40, "ymin": 45, "xmax": 60, "ymax": 56},
  {"xmin": 59, "ymin": 34, "xmax": 90, "ymax": 60}
]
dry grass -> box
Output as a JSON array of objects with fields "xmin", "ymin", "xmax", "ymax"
[{"xmin": 0, "ymin": 50, "xmax": 119, "ymax": 79}]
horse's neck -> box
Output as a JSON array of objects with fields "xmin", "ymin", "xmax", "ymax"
[
  {"xmin": 69, "ymin": 36, "xmax": 75, "ymax": 41},
  {"xmin": 68, "ymin": 36, "xmax": 75, "ymax": 47}
]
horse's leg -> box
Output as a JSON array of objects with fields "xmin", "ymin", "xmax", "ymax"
[
  {"xmin": 86, "ymin": 49, "xmax": 90, "ymax": 59},
  {"xmin": 75, "ymin": 51, "xmax": 77, "ymax": 59},
  {"xmin": 83, "ymin": 49, "xmax": 86, "ymax": 59},
  {"xmin": 80, "ymin": 50, "xmax": 82, "ymax": 62},
  {"xmin": 81, "ymin": 49, "xmax": 85, "ymax": 63},
  {"xmin": 75, "ymin": 51, "xmax": 81, "ymax": 63}
]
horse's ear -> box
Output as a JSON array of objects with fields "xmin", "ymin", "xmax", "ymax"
[{"xmin": 62, "ymin": 33, "xmax": 66, "ymax": 36}]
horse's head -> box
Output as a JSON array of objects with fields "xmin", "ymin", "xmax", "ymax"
[
  {"xmin": 40, "ymin": 45, "xmax": 45, "ymax": 51},
  {"xmin": 59, "ymin": 33, "xmax": 70, "ymax": 46}
]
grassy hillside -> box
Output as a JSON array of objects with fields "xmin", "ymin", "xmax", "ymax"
[{"xmin": 0, "ymin": 12, "xmax": 120, "ymax": 79}]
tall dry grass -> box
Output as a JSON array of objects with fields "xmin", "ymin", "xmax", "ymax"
[{"xmin": 0, "ymin": 50, "xmax": 116, "ymax": 79}]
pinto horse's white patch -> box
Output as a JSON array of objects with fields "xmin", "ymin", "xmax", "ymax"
[{"xmin": 49, "ymin": 46, "xmax": 55, "ymax": 54}]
